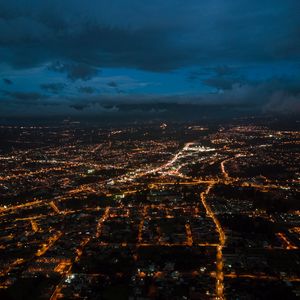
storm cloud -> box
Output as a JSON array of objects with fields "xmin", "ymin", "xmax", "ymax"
[
  {"xmin": 3, "ymin": 78, "xmax": 13, "ymax": 85},
  {"xmin": 0, "ymin": 0, "xmax": 299, "ymax": 118},
  {"xmin": 48, "ymin": 62, "xmax": 99, "ymax": 81},
  {"xmin": 40, "ymin": 82, "xmax": 66, "ymax": 93},
  {"xmin": 1, "ymin": 90, "xmax": 47, "ymax": 102},
  {"xmin": 1, "ymin": 0, "xmax": 299, "ymax": 71},
  {"xmin": 78, "ymin": 86, "xmax": 97, "ymax": 94}
]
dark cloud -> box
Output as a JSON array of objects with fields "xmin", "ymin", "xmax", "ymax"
[
  {"xmin": 66, "ymin": 64, "xmax": 98, "ymax": 81},
  {"xmin": 78, "ymin": 86, "xmax": 96, "ymax": 94},
  {"xmin": 202, "ymin": 65, "xmax": 244, "ymax": 90},
  {"xmin": 59, "ymin": 76, "xmax": 300, "ymax": 115},
  {"xmin": 107, "ymin": 81, "xmax": 118, "ymax": 88},
  {"xmin": 47, "ymin": 61, "xmax": 66, "ymax": 73},
  {"xmin": 187, "ymin": 66, "xmax": 237, "ymax": 83},
  {"xmin": 0, "ymin": 1, "xmax": 299, "ymax": 119},
  {"xmin": 0, "ymin": 90, "xmax": 51, "ymax": 113},
  {"xmin": 116, "ymin": 89, "xmax": 125, "ymax": 94},
  {"xmin": 69, "ymin": 103, "xmax": 90, "ymax": 111},
  {"xmin": 69, "ymin": 102, "xmax": 119, "ymax": 113},
  {"xmin": 3, "ymin": 78, "xmax": 13, "ymax": 85},
  {"xmin": 203, "ymin": 77, "xmax": 236, "ymax": 90},
  {"xmin": 0, "ymin": 1, "xmax": 299, "ymax": 72},
  {"xmin": 263, "ymin": 92, "xmax": 300, "ymax": 114},
  {"xmin": 1, "ymin": 77, "xmax": 299, "ymax": 118},
  {"xmin": 48, "ymin": 62, "xmax": 98, "ymax": 81},
  {"xmin": 213, "ymin": 65, "xmax": 235, "ymax": 77},
  {"xmin": 187, "ymin": 70, "xmax": 208, "ymax": 82},
  {"xmin": 202, "ymin": 77, "xmax": 300, "ymax": 115},
  {"xmin": 40, "ymin": 82, "xmax": 66, "ymax": 93},
  {"xmin": 107, "ymin": 81, "xmax": 125, "ymax": 94},
  {"xmin": 23, "ymin": 74, "xmax": 300, "ymax": 110},
  {"xmin": 1, "ymin": 90, "xmax": 47, "ymax": 102},
  {"xmin": 203, "ymin": 77, "xmax": 244, "ymax": 91}
]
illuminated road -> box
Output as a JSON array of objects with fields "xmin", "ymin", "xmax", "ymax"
[
  {"xmin": 0, "ymin": 231, "xmax": 62, "ymax": 288},
  {"xmin": 200, "ymin": 184, "xmax": 226, "ymax": 300},
  {"xmin": 36, "ymin": 231, "xmax": 62, "ymax": 257},
  {"xmin": 185, "ymin": 223, "xmax": 193, "ymax": 246},
  {"xmin": 30, "ymin": 219, "xmax": 39, "ymax": 232},
  {"xmin": 49, "ymin": 201, "xmax": 60, "ymax": 214},
  {"xmin": 276, "ymin": 232, "xmax": 298, "ymax": 250},
  {"xmin": 137, "ymin": 205, "xmax": 148, "ymax": 244},
  {"xmin": 220, "ymin": 159, "xmax": 230, "ymax": 180},
  {"xmin": 225, "ymin": 272, "xmax": 300, "ymax": 282},
  {"xmin": 144, "ymin": 142, "xmax": 194, "ymax": 175},
  {"xmin": 96, "ymin": 207, "xmax": 110, "ymax": 238},
  {"xmin": 0, "ymin": 258, "xmax": 25, "ymax": 278},
  {"xmin": 0, "ymin": 199, "xmax": 43, "ymax": 213},
  {"xmin": 50, "ymin": 237, "xmax": 91, "ymax": 300},
  {"xmin": 109, "ymin": 142, "xmax": 195, "ymax": 185},
  {"xmin": 50, "ymin": 206, "xmax": 111, "ymax": 299}
]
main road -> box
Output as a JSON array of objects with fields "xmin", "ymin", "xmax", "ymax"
[{"xmin": 200, "ymin": 183, "xmax": 226, "ymax": 300}]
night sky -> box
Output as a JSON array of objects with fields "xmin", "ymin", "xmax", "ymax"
[{"xmin": 0, "ymin": 0, "xmax": 300, "ymax": 119}]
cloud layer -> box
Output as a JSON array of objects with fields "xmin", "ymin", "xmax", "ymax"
[
  {"xmin": 0, "ymin": 0, "xmax": 299, "ymax": 118},
  {"xmin": 1, "ymin": 0, "xmax": 300, "ymax": 71}
]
